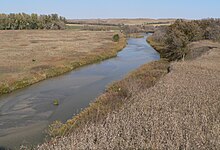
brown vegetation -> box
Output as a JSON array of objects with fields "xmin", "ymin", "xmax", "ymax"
[
  {"xmin": 67, "ymin": 19, "xmax": 175, "ymax": 36},
  {"xmin": 67, "ymin": 18, "xmax": 176, "ymax": 26},
  {"xmin": 66, "ymin": 24, "xmax": 120, "ymax": 31},
  {"xmin": 127, "ymin": 33, "xmax": 144, "ymax": 38},
  {"xmin": 0, "ymin": 30, "xmax": 126, "ymax": 95},
  {"xmin": 122, "ymin": 25, "xmax": 155, "ymax": 35}
]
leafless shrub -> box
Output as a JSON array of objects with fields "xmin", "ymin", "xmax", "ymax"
[{"xmin": 151, "ymin": 26, "xmax": 167, "ymax": 44}]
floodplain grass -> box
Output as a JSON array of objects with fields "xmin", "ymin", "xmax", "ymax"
[{"xmin": 0, "ymin": 30, "xmax": 126, "ymax": 95}]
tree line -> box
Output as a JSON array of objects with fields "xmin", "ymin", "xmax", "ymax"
[
  {"xmin": 151, "ymin": 19, "xmax": 220, "ymax": 60},
  {"xmin": 0, "ymin": 13, "xmax": 66, "ymax": 30}
]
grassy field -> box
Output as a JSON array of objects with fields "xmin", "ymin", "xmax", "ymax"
[
  {"xmin": 127, "ymin": 33, "xmax": 145, "ymax": 38},
  {"xmin": 66, "ymin": 24, "xmax": 120, "ymax": 31},
  {"xmin": 68, "ymin": 18, "xmax": 176, "ymax": 25},
  {"xmin": 0, "ymin": 30, "xmax": 126, "ymax": 95}
]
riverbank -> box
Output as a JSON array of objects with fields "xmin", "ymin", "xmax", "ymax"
[
  {"xmin": 39, "ymin": 35, "xmax": 220, "ymax": 149},
  {"xmin": 0, "ymin": 31, "xmax": 126, "ymax": 96},
  {"xmin": 47, "ymin": 59, "xmax": 170, "ymax": 138},
  {"xmin": 0, "ymin": 34, "xmax": 160, "ymax": 149},
  {"xmin": 38, "ymin": 36, "xmax": 170, "ymax": 145},
  {"xmin": 127, "ymin": 33, "xmax": 144, "ymax": 38},
  {"xmin": 147, "ymin": 36, "xmax": 167, "ymax": 58}
]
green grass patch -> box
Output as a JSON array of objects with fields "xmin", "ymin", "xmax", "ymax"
[
  {"xmin": 53, "ymin": 99, "xmax": 59, "ymax": 106},
  {"xmin": 113, "ymin": 34, "xmax": 120, "ymax": 42}
]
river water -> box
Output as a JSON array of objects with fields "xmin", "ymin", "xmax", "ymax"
[{"xmin": 0, "ymin": 34, "xmax": 160, "ymax": 149}]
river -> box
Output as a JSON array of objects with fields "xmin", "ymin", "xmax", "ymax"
[{"xmin": 0, "ymin": 34, "xmax": 160, "ymax": 149}]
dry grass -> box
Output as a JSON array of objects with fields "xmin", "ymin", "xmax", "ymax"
[
  {"xmin": 66, "ymin": 24, "xmax": 120, "ymax": 31},
  {"xmin": 147, "ymin": 36, "xmax": 167, "ymax": 55},
  {"xmin": 0, "ymin": 30, "xmax": 126, "ymax": 95},
  {"xmin": 127, "ymin": 33, "xmax": 144, "ymax": 38},
  {"xmin": 68, "ymin": 18, "xmax": 176, "ymax": 26},
  {"xmin": 39, "ymin": 41, "xmax": 220, "ymax": 150}
]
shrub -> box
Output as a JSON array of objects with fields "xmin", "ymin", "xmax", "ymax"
[
  {"xmin": 151, "ymin": 19, "xmax": 220, "ymax": 61},
  {"xmin": 165, "ymin": 26, "xmax": 190, "ymax": 60},
  {"xmin": 151, "ymin": 26, "xmax": 167, "ymax": 44},
  {"xmin": 113, "ymin": 34, "xmax": 120, "ymax": 42},
  {"xmin": 53, "ymin": 99, "xmax": 59, "ymax": 106}
]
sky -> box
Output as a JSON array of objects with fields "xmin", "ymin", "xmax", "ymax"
[{"xmin": 0, "ymin": 0, "xmax": 219, "ymax": 19}]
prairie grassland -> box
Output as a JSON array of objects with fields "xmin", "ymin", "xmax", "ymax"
[
  {"xmin": 68, "ymin": 18, "xmax": 176, "ymax": 25},
  {"xmin": 127, "ymin": 33, "xmax": 145, "ymax": 38},
  {"xmin": 39, "ymin": 40, "xmax": 220, "ymax": 149},
  {"xmin": 0, "ymin": 30, "xmax": 126, "ymax": 95},
  {"xmin": 66, "ymin": 24, "xmax": 120, "ymax": 31}
]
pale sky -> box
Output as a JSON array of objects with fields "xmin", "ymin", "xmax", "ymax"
[{"xmin": 0, "ymin": 0, "xmax": 219, "ymax": 19}]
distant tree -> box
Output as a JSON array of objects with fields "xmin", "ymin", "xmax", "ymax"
[
  {"xmin": 151, "ymin": 26, "xmax": 168, "ymax": 43},
  {"xmin": 0, "ymin": 13, "xmax": 66, "ymax": 30},
  {"xmin": 153, "ymin": 19, "xmax": 220, "ymax": 61}
]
